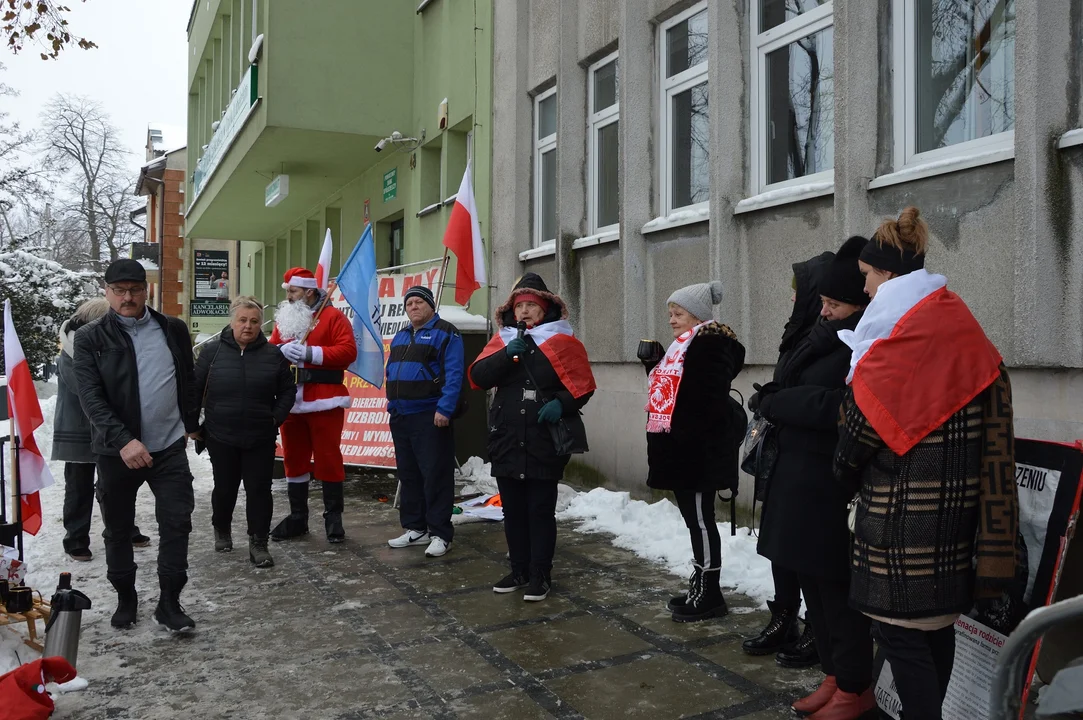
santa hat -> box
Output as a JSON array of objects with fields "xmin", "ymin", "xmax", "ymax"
[{"xmin": 282, "ymin": 267, "xmax": 317, "ymax": 290}]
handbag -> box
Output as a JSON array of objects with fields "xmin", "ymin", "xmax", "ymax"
[
  {"xmin": 520, "ymin": 355, "xmax": 588, "ymax": 456},
  {"xmin": 194, "ymin": 342, "xmax": 222, "ymax": 455},
  {"xmin": 740, "ymin": 415, "xmax": 778, "ymax": 502}
]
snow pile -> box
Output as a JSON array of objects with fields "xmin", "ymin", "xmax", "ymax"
[
  {"xmin": 148, "ymin": 122, "xmax": 186, "ymax": 155},
  {"xmin": 456, "ymin": 457, "xmax": 578, "ymax": 513},
  {"xmin": 558, "ymin": 488, "xmax": 774, "ymax": 607}
]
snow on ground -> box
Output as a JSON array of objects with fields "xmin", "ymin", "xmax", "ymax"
[{"xmin": 2, "ymin": 385, "xmax": 773, "ymax": 678}]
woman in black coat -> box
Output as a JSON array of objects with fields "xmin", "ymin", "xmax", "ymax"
[
  {"xmin": 638, "ymin": 281, "xmax": 746, "ymax": 623},
  {"xmin": 752, "ymin": 237, "xmax": 874, "ymax": 719},
  {"xmin": 194, "ymin": 296, "xmax": 296, "ymax": 568},
  {"xmin": 469, "ymin": 273, "xmax": 595, "ymax": 602}
]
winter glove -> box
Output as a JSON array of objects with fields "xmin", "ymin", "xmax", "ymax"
[
  {"xmin": 636, "ymin": 339, "xmax": 665, "ymax": 365},
  {"xmin": 280, "ymin": 342, "xmax": 308, "ymax": 364},
  {"xmin": 505, "ymin": 337, "xmax": 529, "ymax": 359},
  {"xmin": 537, "ymin": 398, "xmax": 563, "ymax": 424},
  {"xmin": 748, "ymin": 382, "xmax": 780, "ymax": 414}
]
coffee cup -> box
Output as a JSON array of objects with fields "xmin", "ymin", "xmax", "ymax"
[{"xmin": 7, "ymin": 585, "xmax": 32, "ymax": 613}]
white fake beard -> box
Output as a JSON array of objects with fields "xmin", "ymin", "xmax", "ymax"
[{"xmin": 275, "ymin": 299, "xmax": 315, "ymax": 341}]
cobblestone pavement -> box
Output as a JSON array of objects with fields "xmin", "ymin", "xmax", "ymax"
[{"xmin": 52, "ymin": 481, "xmax": 823, "ymax": 719}]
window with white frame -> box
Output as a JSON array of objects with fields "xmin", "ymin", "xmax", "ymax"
[
  {"xmin": 534, "ymin": 88, "xmax": 557, "ymax": 246},
  {"xmin": 588, "ymin": 53, "xmax": 619, "ymax": 234},
  {"xmin": 660, "ymin": 4, "xmax": 709, "ymax": 215},
  {"xmin": 751, "ymin": 1, "xmax": 834, "ymax": 193},
  {"xmin": 893, "ymin": 0, "xmax": 1015, "ymax": 167}
]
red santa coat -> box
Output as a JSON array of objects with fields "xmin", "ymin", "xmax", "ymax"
[{"xmin": 271, "ymin": 304, "xmax": 357, "ymax": 414}]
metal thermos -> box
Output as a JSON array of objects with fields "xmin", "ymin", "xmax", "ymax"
[{"xmin": 42, "ymin": 572, "xmax": 91, "ymax": 670}]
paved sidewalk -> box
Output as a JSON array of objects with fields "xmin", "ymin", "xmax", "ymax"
[{"xmin": 51, "ymin": 481, "xmax": 822, "ymax": 719}]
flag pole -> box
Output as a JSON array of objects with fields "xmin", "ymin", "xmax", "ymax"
[
  {"xmin": 433, "ymin": 249, "xmax": 451, "ymax": 308},
  {"xmin": 11, "ymin": 428, "xmax": 22, "ymax": 562}
]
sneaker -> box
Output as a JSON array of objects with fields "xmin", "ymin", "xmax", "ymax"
[
  {"xmin": 387, "ymin": 530, "xmax": 429, "ymax": 548},
  {"xmin": 424, "ymin": 537, "xmax": 450, "ymax": 558},
  {"xmin": 493, "ymin": 573, "xmax": 529, "ymax": 594},
  {"xmin": 524, "ymin": 574, "xmax": 551, "ymax": 602},
  {"xmin": 67, "ymin": 548, "xmax": 93, "ymax": 562},
  {"xmin": 131, "ymin": 533, "xmax": 152, "ymax": 548}
]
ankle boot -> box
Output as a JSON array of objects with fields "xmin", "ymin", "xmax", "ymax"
[
  {"xmin": 271, "ymin": 480, "xmax": 310, "ymax": 541},
  {"xmin": 667, "ymin": 563, "xmax": 702, "ymax": 612},
  {"xmin": 671, "ymin": 566, "xmax": 728, "ymax": 622},
  {"xmin": 249, "ymin": 535, "xmax": 274, "ymax": 568},
  {"xmin": 109, "ymin": 573, "xmax": 138, "ymax": 629},
  {"xmin": 742, "ymin": 599, "xmax": 800, "ymax": 655},
  {"xmin": 777, "ymin": 617, "xmax": 820, "ymax": 668},
  {"xmin": 792, "ymin": 675, "xmax": 837, "ymax": 716},
  {"xmin": 321, "ymin": 481, "xmax": 345, "ymax": 544},
  {"xmin": 214, "ymin": 527, "xmax": 233, "ymax": 552},
  {"xmin": 154, "ymin": 573, "xmax": 195, "ymax": 633},
  {"xmin": 807, "ymin": 688, "xmax": 875, "ymax": 720}
]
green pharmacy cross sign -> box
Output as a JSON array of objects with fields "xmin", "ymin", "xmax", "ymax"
[{"xmin": 383, "ymin": 168, "xmax": 397, "ymax": 202}]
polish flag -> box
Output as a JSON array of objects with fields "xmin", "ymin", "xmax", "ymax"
[
  {"xmin": 3, "ymin": 300, "xmax": 54, "ymax": 536},
  {"xmin": 442, "ymin": 161, "xmax": 487, "ymax": 306},
  {"xmin": 314, "ymin": 229, "xmax": 334, "ymax": 291}
]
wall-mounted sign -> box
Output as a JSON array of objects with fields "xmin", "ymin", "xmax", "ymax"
[
  {"xmin": 130, "ymin": 242, "xmax": 160, "ymax": 269},
  {"xmin": 193, "ymin": 64, "xmax": 259, "ymax": 199},
  {"xmin": 265, "ymin": 174, "xmax": 289, "ymax": 207},
  {"xmin": 191, "ymin": 249, "xmax": 231, "ymax": 318},
  {"xmin": 382, "ymin": 168, "xmax": 397, "ymax": 202}
]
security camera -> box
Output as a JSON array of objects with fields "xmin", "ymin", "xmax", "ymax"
[
  {"xmin": 375, "ymin": 138, "xmax": 390, "ymax": 152},
  {"xmin": 391, "ymin": 131, "xmax": 403, "ymax": 140}
]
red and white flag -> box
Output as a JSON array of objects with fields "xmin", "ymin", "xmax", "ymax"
[
  {"xmin": 3, "ymin": 300, "xmax": 54, "ymax": 536},
  {"xmin": 442, "ymin": 160, "xmax": 487, "ymax": 306},
  {"xmin": 314, "ymin": 229, "xmax": 334, "ymax": 291}
]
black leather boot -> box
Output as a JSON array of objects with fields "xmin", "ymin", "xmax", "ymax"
[
  {"xmin": 109, "ymin": 573, "xmax": 138, "ymax": 629},
  {"xmin": 249, "ymin": 535, "xmax": 274, "ymax": 568},
  {"xmin": 667, "ymin": 564, "xmax": 702, "ymax": 612},
  {"xmin": 271, "ymin": 481, "xmax": 310, "ymax": 541},
  {"xmin": 776, "ymin": 617, "xmax": 820, "ymax": 668},
  {"xmin": 742, "ymin": 600, "xmax": 800, "ymax": 655},
  {"xmin": 154, "ymin": 573, "xmax": 195, "ymax": 633},
  {"xmin": 322, "ymin": 481, "xmax": 345, "ymax": 544},
  {"xmin": 671, "ymin": 567, "xmax": 728, "ymax": 622}
]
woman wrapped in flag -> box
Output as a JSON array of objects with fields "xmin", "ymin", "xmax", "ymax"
[
  {"xmin": 468, "ymin": 273, "xmax": 596, "ymax": 602},
  {"xmin": 834, "ymin": 206, "xmax": 1021, "ymax": 720}
]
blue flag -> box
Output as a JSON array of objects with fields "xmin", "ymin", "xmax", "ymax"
[{"xmin": 336, "ymin": 223, "xmax": 385, "ymax": 388}]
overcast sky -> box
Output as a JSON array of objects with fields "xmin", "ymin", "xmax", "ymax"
[{"xmin": 4, "ymin": 0, "xmax": 190, "ymax": 176}]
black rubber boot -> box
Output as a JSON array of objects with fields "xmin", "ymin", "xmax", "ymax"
[
  {"xmin": 153, "ymin": 573, "xmax": 195, "ymax": 633},
  {"xmin": 776, "ymin": 617, "xmax": 820, "ymax": 668},
  {"xmin": 667, "ymin": 564, "xmax": 702, "ymax": 612},
  {"xmin": 109, "ymin": 573, "xmax": 138, "ymax": 629},
  {"xmin": 742, "ymin": 600, "xmax": 800, "ymax": 655},
  {"xmin": 671, "ymin": 567, "xmax": 728, "ymax": 623},
  {"xmin": 322, "ymin": 481, "xmax": 345, "ymax": 544},
  {"xmin": 271, "ymin": 481, "xmax": 310, "ymax": 541}
]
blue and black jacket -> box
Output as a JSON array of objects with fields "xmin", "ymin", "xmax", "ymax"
[{"xmin": 385, "ymin": 314, "xmax": 464, "ymax": 418}]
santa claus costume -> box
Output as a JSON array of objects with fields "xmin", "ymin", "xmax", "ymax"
[{"xmin": 270, "ymin": 267, "xmax": 357, "ymax": 543}]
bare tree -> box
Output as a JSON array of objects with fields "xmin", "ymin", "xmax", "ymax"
[
  {"xmin": 40, "ymin": 94, "xmax": 136, "ymax": 272},
  {"xmin": 2, "ymin": 0, "xmax": 95, "ymax": 59},
  {"xmin": 0, "ymin": 63, "xmax": 44, "ymax": 242}
]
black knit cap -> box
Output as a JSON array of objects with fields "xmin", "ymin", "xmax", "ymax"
[
  {"xmin": 860, "ymin": 232, "xmax": 926, "ymax": 275},
  {"xmin": 820, "ymin": 236, "xmax": 870, "ymax": 306},
  {"xmin": 404, "ymin": 285, "xmax": 435, "ymax": 309}
]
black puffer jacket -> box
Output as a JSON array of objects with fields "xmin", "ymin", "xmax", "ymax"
[
  {"xmin": 73, "ymin": 308, "xmax": 199, "ymax": 456},
  {"xmin": 469, "ymin": 274, "xmax": 593, "ymax": 482},
  {"xmin": 645, "ymin": 322, "xmax": 746, "ymax": 492},
  {"xmin": 194, "ymin": 327, "xmax": 296, "ymax": 449},
  {"xmin": 756, "ymin": 263, "xmax": 863, "ymax": 579}
]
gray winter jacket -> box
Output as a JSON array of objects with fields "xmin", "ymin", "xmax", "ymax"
[{"xmin": 52, "ymin": 319, "xmax": 96, "ymax": 464}]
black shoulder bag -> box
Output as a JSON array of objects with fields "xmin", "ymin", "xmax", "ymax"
[{"xmin": 520, "ymin": 353, "xmax": 589, "ymax": 456}]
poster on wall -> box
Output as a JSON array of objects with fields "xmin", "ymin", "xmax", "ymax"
[
  {"xmin": 874, "ymin": 439, "xmax": 1083, "ymax": 719},
  {"xmin": 275, "ymin": 260, "xmax": 445, "ymax": 469},
  {"xmin": 191, "ymin": 249, "xmax": 231, "ymax": 317}
]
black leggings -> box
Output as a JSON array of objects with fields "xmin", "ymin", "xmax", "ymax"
[
  {"xmin": 800, "ymin": 573, "xmax": 873, "ymax": 693},
  {"xmin": 873, "ymin": 621, "xmax": 956, "ymax": 720},
  {"xmin": 673, "ymin": 491, "xmax": 721, "ymax": 570},
  {"xmin": 772, "ymin": 563, "xmax": 801, "ymax": 612}
]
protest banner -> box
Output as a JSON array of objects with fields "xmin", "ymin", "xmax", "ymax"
[
  {"xmin": 275, "ymin": 259, "xmax": 445, "ymax": 469},
  {"xmin": 874, "ymin": 438, "xmax": 1083, "ymax": 718}
]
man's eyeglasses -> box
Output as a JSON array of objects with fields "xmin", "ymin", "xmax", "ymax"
[{"xmin": 108, "ymin": 285, "xmax": 147, "ymax": 298}]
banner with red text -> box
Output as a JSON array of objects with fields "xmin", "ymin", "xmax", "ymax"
[{"xmin": 276, "ymin": 260, "xmax": 444, "ymax": 469}]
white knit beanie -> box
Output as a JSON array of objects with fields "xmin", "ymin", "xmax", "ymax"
[{"xmin": 667, "ymin": 281, "xmax": 723, "ymax": 323}]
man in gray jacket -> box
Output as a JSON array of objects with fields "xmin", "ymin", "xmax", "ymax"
[
  {"xmin": 53, "ymin": 297, "xmax": 150, "ymax": 561},
  {"xmin": 74, "ymin": 259, "xmax": 200, "ymax": 633}
]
